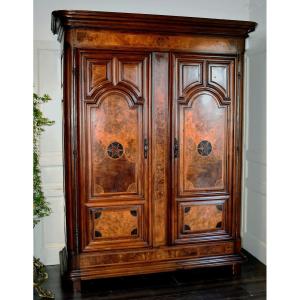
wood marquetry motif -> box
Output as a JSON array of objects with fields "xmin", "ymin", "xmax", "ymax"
[
  {"xmin": 197, "ymin": 140, "xmax": 212, "ymax": 156},
  {"xmin": 107, "ymin": 142, "xmax": 124, "ymax": 159},
  {"xmin": 181, "ymin": 203, "xmax": 224, "ymax": 234},
  {"xmin": 90, "ymin": 206, "xmax": 140, "ymax": 240}
]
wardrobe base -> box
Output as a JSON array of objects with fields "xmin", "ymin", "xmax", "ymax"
[{"xmin": 60, "ymin": 246, "xmax": 247, "ymax": 292}]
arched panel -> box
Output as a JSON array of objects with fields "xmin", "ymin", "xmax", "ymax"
[
  {"xmin": 174, "ymin": 55, "xmax": 204, "ymax": 98},
  {"xmin": 80, "ymin": 51, "xmax": 149, "ymax": 103},
  {"xmin": 92, "ymin": 88, "xmax": 139, "ymax": 108},
  {"xmin": 207, "ymin": 60, "xmax": 233, "ymax": 100},
  {"xmin": 89, "ymin": 92, "xmax": 140, "ymax": 195},
  {"xmin": 172, "ymin": 53, "xmax": 234, "ymax": 245},
  {"xmin": 180, "ymin": 86, "xmax": 229, "ymax": 107},
  {"xmin": 79, "ymin": 50, "xmax": 151, "ymax": 251},
  {"xmin": 180, "ymin": 93, "xmax": 227, "ymax": 192}
]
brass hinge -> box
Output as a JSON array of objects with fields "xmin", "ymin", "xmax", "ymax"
[
  {"xmin": 144, "ymin": 138, "xmax": 149, "ymax": 159},
  {"xmin": 174, "ymin": 138, "xmax": 179, "ymax": 158}
]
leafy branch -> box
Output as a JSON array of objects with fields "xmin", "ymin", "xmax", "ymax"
[{"xmin": 33, "ymin": 93, "xmax": 55, "ymax": 227}]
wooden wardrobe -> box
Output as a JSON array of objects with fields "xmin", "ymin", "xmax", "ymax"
[{"xmin": 51, "ymin": 10, "xmax": 256, "ymax": 291}]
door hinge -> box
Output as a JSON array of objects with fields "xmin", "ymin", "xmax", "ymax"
[
  {"xmin": 174, "ymin": 138, "xmax": 179, "ymax": 158},
  {"xmin": 144, "ymin": 138, "xmax": 149, "ymax": 159}
]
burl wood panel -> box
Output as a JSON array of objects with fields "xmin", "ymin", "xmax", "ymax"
[
  {"xmin": 209, "ymin": 64, "xmax": 228, "ymax": 92},
  {"xmin": 178, "ymin": 59, "xmax": 203, "ymax": 98},
  {"xmin": 90, "ymin": 207, "xmax": 139, "ymax": 239},
  {"xmin": 80, "ymin": 241, "xmax": 234, "ymax": 267},
  {"xmin": 152, "ymin": 52, "xmax": 169, "ymax": 246},
  {"xmin": 74, "ymin": 29, "xmax": 245, "ymax": 54},
  {"xmin": 182, "ymin": 94, "xmax": 226, "ymax": 191},
  {"xmin": 207, "ymin": 62, "xmax": 232, "ymax": 99},
  {"xmin": 90, "ymin": 94, "xmax": 138, "ymax": 194},
  {"xmin": 118, "ymin": 60, "xmax": 143, "ymax": 96},
  {"xmin": 181, "ymin": 203, "xmax": 224, "ymax": 234},
  {"xmin": 83, "ymin": 56, "xmax": 113, "ymax": 99},
  {"xmin": 182, "ymin": 64, "xmax": 201, "ymax": 89},
  {"xmin": 91, "ymin": 62, "xmax": 112, "ymax": 89}
]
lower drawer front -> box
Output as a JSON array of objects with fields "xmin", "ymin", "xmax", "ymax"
[
  {"xmin": 175, "ymin": 200, "xmax": 231, "ymax": 243},
  {"xmin": 85, "ymin": 204, "xmax": 149, "ymax": 251},
  {"xmin": 80, "ymin": 241, "xmax": 234, "ymax": 268}
]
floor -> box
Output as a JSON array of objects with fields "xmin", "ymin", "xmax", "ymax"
[{"xmin": 35, "ymin": 250, "xmax": 266, "ymax": 300}]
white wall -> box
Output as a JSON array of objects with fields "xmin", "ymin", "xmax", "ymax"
[
  {"xmin": 34, "ymin": 0, "xmax": 250, "ymax": 41},
  {"xmin": 33, "ymin": 41, "xmax": 65, "ymax": 265},
  {"xmin": 242, "ymin": 0, "xmax": 266, "ymax": 264},
  {"xmin": 33, "ymin": 0, "xmax": 266, "ymax": 265}
]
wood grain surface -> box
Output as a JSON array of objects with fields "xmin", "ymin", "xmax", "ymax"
[{"xmin": 51, "ymin": 10, "xmax": 256, "ymax": 289}]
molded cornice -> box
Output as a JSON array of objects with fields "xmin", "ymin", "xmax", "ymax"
[{"xmin": 51, "ymin": 10, "xmax": 257, "ymax": 41}]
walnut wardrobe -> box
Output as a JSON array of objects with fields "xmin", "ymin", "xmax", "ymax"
[{"xmin": 51, "ymin": 10, "xmax": 256, "ymax": 291}]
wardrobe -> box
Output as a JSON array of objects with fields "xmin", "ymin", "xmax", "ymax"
[{"xmin": 51, "ymin": 10, "xmax": 256, "ymax": 291}]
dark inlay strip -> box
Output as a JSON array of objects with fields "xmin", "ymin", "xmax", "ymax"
[
  {"xmin": 184, "ymin": 224, "xmax": 191, "ymax": 231},
  {"xmin": 197, "ymin": 140, "xmax": 212, "ymax": 156},
  {"xmin": 131, "ymin": 228, "xmax": 138, "ymax": 235},
  {"xmin": 94, "ymin": 211, "xmax": 102, "ymax": 219},
  {"xmin": 107, "ymin": 141, "xmax": 124, "ymax": 159},
  {"xmin": 216, "ymin": 205, "xmax": 223, "ymax": 212},
  {"xmin": 95, "ymin": 230, "xmax": 102, "ymax": 238},
  {"xmin": 130, "ymin": 210, "xmax": 138, "ymax": 217},
  {"xmin": 184, "ymin": 207, "xmax": 191, "ymax": 214}
]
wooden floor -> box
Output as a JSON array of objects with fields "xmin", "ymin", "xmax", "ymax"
[{"xmin": 35, "ymin": 249, "xmax": 266, "ymax": 300}]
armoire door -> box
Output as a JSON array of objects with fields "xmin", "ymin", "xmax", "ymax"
[
  {"xmin": 77, "ymin": 50, "xmax": 152, "ymax": 251},
  {"xmin": 171, "ymin": 53, "xmax": 236, "ymax": 244}
]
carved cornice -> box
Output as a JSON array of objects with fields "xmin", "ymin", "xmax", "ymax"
[{"xmin": 51, "ymin": 10, "xmax": 257, "ymax": 41}]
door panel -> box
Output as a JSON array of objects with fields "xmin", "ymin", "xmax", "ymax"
[
  {"xmin": 172, "ymin": 53, "xmax": 235, "ymax": 244},
  {"xmin": 78, "ymin": 50, "xmax": 151, "ymax": 251},
  {"xmin": 89, "ymin": 93, "xmax": 140, "ymax": 196},
  {"xmin": 181, "ymin": 93, "xmax": 226, "ymax": 192},
  {"xmin": 178, "ymin": 201, "xmax": 225, "ymax": 237},
  {"xmin": 85, "ymin": 204, "xmax": 147, "ymax": 250}
]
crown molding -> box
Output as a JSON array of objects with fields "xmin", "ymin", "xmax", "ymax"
[{"xmin": 51, "ymin": 10, "xmax": 257, "ymax": 42}]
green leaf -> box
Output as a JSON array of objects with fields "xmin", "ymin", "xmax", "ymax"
[{"xmin": 33, "ymin": 93, "xmax": 55, "ymax": 227}]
